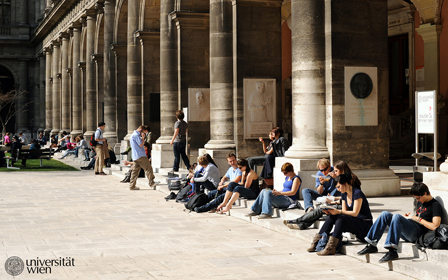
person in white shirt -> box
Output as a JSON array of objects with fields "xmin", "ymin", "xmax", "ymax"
[{"xmin": 190, "ymin": 155, "xmax": 220, "ymax": 192}]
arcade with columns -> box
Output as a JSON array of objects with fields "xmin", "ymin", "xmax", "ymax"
[{"xmin": 4, "ymin": 0, "xmax": 448, "ymax": 196}]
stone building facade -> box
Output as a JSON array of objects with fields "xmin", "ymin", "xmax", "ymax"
[{"xmin": 1, "ymin": 0, "xmax": 448, "ymax": 196}]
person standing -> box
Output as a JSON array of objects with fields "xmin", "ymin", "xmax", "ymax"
[
  {"xmin": 94, "ymin": 122, "xmax": 107, "ymax": 175},
  {"xmin": 129, "ymin": 125, "xmax": 159, "ymax": 190},
  {"xmin": 170, "ymin": 110, "xmax": 191, "ymax": 172}
]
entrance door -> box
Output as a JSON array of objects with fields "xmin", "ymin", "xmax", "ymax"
[{"xmin": 388, "ymin": 34, "xmax": 410, "ymax": 115}]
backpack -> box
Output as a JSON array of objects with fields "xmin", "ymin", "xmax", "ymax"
[
  {"xmin": 184, "ymin": 193, "xmax": 208, "ymax": 211},
  {"xmin": 169, "ymin": 180, "xmax": 182, "ymax": 191},
  {"xmin": 176, "ymin": 184, "xmax": 192, "ymax": 202},
  {"xmin": 417, "ymin": 224, "xmax": 448, "ymax": 250},
  {"xmin": 90, "ymin": 133, "xmax": 97, "ymax": 147}
]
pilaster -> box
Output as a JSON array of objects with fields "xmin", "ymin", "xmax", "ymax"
[
  {"xmin": 84, "ymin": 9, "xmax": 97, "ymax": 139},
  {"xmin": 44, "ymin": 47, "xmax": 53, "ymax": 136},
  {"xmin": 51, "ymin": 40, "xmax": 61, "ymax": 136},
  {"xmin": 71, "ymin": 22, "xmax": 83, "ymax": 136}
]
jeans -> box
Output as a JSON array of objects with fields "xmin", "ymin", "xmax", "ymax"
[
  {"xmin": 173, "ymin": 141, "xmax": 190, "ymax": 171},
  {"xmin": 227, "ymin": 182, "xmax": 258, "ymax": 200},
  {"xmin": 302, "ymin": 188, "xmax": 340, "ymax": 211},
  {"xmin": 60, "ymin": 149, "xmax": 75, "ymax": 159},
  {"xmin": 365, "ymin": 211, "xmax": 426, "ymax": 249},
  {"xmin": 250, "ymin": 189, "xmax": 293, "ymax": 215},
  {"xmin": 196, "ymin": 180, "xmax": 217, "ymax": 192},
  {"xmin": 196, "ymin": 192, "xmax": 226, "ymax": 212}
]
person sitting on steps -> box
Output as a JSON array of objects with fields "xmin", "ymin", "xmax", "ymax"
[
  {"xmin": 357, "ymin": 182, "xmax": 442, "ymax": 263},
  {"xmin": 216, "ymin": 158, "xmax": 260, "ymax": 214},
  {"xmin": 246, "ymin": 162, "xmax": 301, "ymax": 219}
]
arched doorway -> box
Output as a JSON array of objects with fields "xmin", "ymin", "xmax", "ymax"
[{"xmin": 0, "ymin": 64, "xmax": 16, "ymax": 135}]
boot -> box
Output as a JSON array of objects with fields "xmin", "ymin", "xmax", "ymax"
[
  {"xmin": 120, "ymin": 175, "xmax": 131, "ymax": 183},
  {"xmin": 316, "ymin": 236, "xmax": 340, "ymax": 256},
  {"xmin": 307, "ymin": 233, "xmax": 322, "ymax": 252}
]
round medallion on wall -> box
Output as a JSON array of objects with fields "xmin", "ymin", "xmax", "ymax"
[{"xmin": 350, "ymin": 72, "xmax": 373, "ymax": 99}]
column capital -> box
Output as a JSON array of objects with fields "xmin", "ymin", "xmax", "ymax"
[
  {"xmin": 78, "ymin": 61, "xmax": 86, "ymax": 71},
  {"xmin": 91, "ymin": 53, "xmax": 103, "ymax": 64},
  {"xmin": 43, "ymin": 46, "xmax": 52, "ymax": 53},
  {"xmin": 135, "ymin": 31, "xmax": 160, "ymax": 45},
  {"xmin": 52, "ymin": 40, "xmax": 61, "ymax": 47},
  {"xmin": 56, "ymin": 73, "xmax": 62, "ymax": 80},
  {"xmin": 67, "ymin": 28, "xmax": 74, "ymax": 37},
  {"xmin": 110, "ymin": 43, "xmax": 127, "ymax": 57},
  {"xmin": 79, "ymin": 17, "xmax": 87, "ymax": 27},
  {"xmin": 85, "ymin": 8, "xmax": 97, "ymax": 19},
  {"xmin": 59, "ymin": 32, "xmax": 70, "ymax": 40},
  {"xmin": 66, "ymin": 67, "xmax": 72, "ymax": 74},
  {"xmin": 170, "ymin": 12, "xmax": 209, "ymax": 30},
  {"xmin": 416, "ymin": 23, "xmax": 442, "ymax": 43},
  {"xmin": 71, "ymin": 21, "xmax": 83, "ymax": 29},
  {"xmin": 95, "ymin": 2, "xmax": 104, "ymax": 14}
]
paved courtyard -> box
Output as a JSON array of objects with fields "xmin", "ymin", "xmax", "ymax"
[{"xmin": 0, "ymin": 171, "xmax": 413, "ymax": 280}]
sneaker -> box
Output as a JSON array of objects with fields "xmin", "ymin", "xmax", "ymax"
[
  {"xmin": 130, "ymin": 186, "xmax": 140, "ymax": 190},
  {"xmin": 378, "ymin": 250, "xmax": 398, "ymax": 263},
  {"xmin": 306, "ymin": 207, "xmax": 314, "ymax": 214},
  {"xmin": 357, "ymin": 244, "xmax": 378, "ymax": 255},
  {"xmin": 283, "ymin": 220, "xmax": 300, "ymax": 229},
  {"xmin": 84, "ymin": 158, "xmax": 90, "ymax": 161},
  {"xmin": 245, "ymin": 211, "xmax": 257, "ymax": 217},
  {"xmin": 149, "ymin": 181, "xmax": 160, "ymax": 188},
  {"xmin": 258, "ymin": 214, "xmax": 272, "ymax": 219}
]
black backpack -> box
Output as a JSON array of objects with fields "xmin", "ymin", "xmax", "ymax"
[
  {"xmin": 184, "ymin": 193, "xmax": 208, "ymax": 211},
  {"xmin": 169, "ymin": 180, "xmax": 182, "ymax": 191},
  {"xmin": 176, "ymin": 184, "xmax": 192, "ymax": 202},
  {"xmin": 417, "ymin": 224, "xmax": 448, "ymax": 250}
]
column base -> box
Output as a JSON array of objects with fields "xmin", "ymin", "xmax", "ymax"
[
  {"xmin": 273, "ymin": 157, "xmax": 401, "ymax": 198},
  {"xmin": 50, "ymin": 129, "xmax": 60, "ymax": 136},
  {"xmin": 198, "ymin": 148, "xmax": 236, "ymax": 176},
  {"xmin": 152, "ymin": 143, "xmax": 174, "ymax": 169},
  {"xmin": 104, "ymin": 132, "xmax": 118, "ymax": 148},
  {"xmin": 284, "ymin": 144, "xmax": 330, "ymax": 159},
  {"xmin": 83, "ymin": 131, "xmax": 95, "ymax": 143},
  {"xmin": 204, "ymin": 140, "xmax": 236, "ymax": 150},
  {"xmin": 71, "ymin": 130, "xmax": 83, "ymax": 136},
  {"xmin": 156, "ymin": 135, "xmax": 172, "ymax": 144}
]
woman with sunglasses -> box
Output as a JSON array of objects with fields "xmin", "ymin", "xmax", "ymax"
[
  {"xmin": 357, "ymin": 182, "xmax": 442, "ymax": 262},
  {"xmin": 216, "ymin": 158, "xmax": 260, "ymax": 213},
  {"xmin": 308, "ymin": 172, "xmax": 373, "ymax": 256},
  {"xmin": 246, "ymin": 162, "xmax": 301, "ymax": 219}
]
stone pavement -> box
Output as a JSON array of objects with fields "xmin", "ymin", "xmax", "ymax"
[{"xmin": 0, "ymin": 170, "xmax": 414, "ymax": 280}]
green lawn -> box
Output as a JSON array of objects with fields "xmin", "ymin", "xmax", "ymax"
[{"xmin": 0, "ymin": 157, "xmax": 79, "ymax": 172}]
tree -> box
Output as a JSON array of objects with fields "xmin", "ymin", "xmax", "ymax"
[{"xmin": 0, "ymin": 89, "xmax": 30, "ymax": 141}]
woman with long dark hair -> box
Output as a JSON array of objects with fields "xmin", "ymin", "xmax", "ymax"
[
  {"xmin": 217, "ymin": 158, "xmax": 260, "ymax": 213},
  {"xmin": 308, "ymin": 172, "xmax": 373, "ymax": 255}
]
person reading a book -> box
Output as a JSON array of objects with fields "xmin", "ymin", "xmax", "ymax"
[
  {"xmin": 357, "ymin": 182, "xmax": 442, "ymax": 263},
  {"xmin": 302, "ymin": 159, "xmax": 339, "ymax": 214},
  {"xmin": 307, "ymin": 172, "xmax": 373, "ymax": 256}
]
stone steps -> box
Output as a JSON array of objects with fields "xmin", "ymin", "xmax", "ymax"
[{"xmin": 57, "ymin": 154, "xmax": 448, "ymax": 279}]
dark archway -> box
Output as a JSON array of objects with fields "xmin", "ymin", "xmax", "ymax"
[{"xmin": 0, "ymin": 64, "xmax": 16, "ymax": 134}]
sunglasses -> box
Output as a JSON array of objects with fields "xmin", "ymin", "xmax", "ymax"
[{"xmin": 319, "ymin": 167, "xmax": 328, "ymax": 172}]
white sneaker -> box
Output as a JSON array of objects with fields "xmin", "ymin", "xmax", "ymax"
[{"xmin": 149, "ymin": 181, "xmax": 160, "ymax": 188}]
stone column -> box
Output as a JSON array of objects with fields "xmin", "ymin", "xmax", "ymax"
[
  {"xmin": 103, "ymin": 0, "xmax": 118, "ymax": 146},
  {"xmin": 45, "ymin": 0, "xmax": 52, "ymax": 14},
  {"xmin": 111, "ymin": 44, "xmax": 127, "ymax": 142},
  {"xmin": 39, "ymin": 54, "xmax": 46, "ymax": 132},
  {"xmin": 18, "ymin": 0, "xmax": 28, "ymax": 25},
  {"xmin": 197, "ymin": 0, "xmax": 235, "ymax": 173},
  {"xmin": 44, "ymin": 48, "xmax": 52, "ymax": 136},
  {"xmin": 84, "ymin": 9, "xmax": 97, "ymax": 139},
  {"xmin": 284, "ymin": 0, "xmax": 328, "ymax": 160},
  {"xmin": 71, "ymin": 22, "xmax": 82, "ymax": 136},
  {"xmin": 416, "ymin": 24, "xmax": 442, "ymax": 93},
  {"xmin": 51, "ymin": 41, "xmax": 61, "ymax": 136},
  {"xmin": 159, "ymin": 0, "xmax": 177, "ymax": 138},
  {"xmin": 60, "ymin": 33, "xmax": 70, "ymax": 134},
  {"xmin": 92, "ymin": 54, "xmax": 104, "ymax": 125},
  {"xmin": 33, "ymin": 57, "xmax": 41, "ymax": 134},
  {"xmin": 125, "ymin": 0, "xmax": 141, "ymax": 140},
  {"xmin": 17, "ymin": 59, "xmax": 29, "ymax": 133},
  {"xmin": 152, "ymin": 0, "xmax": 177, "ymax": 168}
]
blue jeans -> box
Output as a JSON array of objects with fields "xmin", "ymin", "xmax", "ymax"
[
  {"xmin": 61, "ymin": 149, "xmax": 75, "ymax": 159},
  {"xmin": 302, "ymin": 188, "xmax": 340, "ymax": 211},
  {"xmin": 365, "ymin": 211, "xmax": 426, "ymax": 249},
  {"xmin": 196, "ymin": 191, "xmax": 226, "ymax": 212},
  {"xmin": 250, "ymin": 189, "xmax": 293, "ymax": 215},
  {"xmin": 227, "ymin": 182, "xmax": 258, "ymax": 200},
  {"xmin": 173, "ymin": 141, "xmax": 190, "ymax": 171}
]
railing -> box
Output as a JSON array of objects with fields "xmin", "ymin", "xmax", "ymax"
[{"xmin": 0, "ymin": 26, "xmax": 11, "ymax": 35}]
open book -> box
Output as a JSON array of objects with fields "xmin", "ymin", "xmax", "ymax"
[{"xmin": 320, "ymin": 204, "xmax": 337, "ymax": 210}]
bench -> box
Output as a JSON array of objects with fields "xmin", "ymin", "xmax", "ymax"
[{"xmin": 19, "ymin": 148, "xmax": 54, "ymax": 167}]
